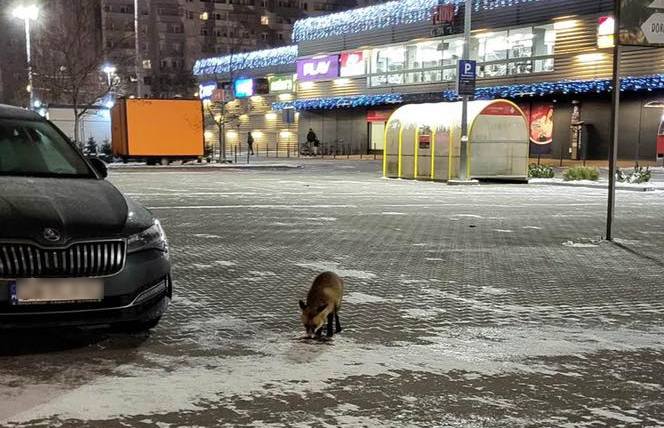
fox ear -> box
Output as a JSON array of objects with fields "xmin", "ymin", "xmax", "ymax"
[{"xmin": 299, "ymin": 300, "xmax": 307, "ymax": 310}]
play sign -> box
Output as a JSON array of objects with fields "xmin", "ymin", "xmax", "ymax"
[
  {"xmin": 620, "ymin": 0, "xmax": 664, "ymax": 46},
  {"xmin": 296, "ymin": 55, "xmax": 340, "ymax": 82}
]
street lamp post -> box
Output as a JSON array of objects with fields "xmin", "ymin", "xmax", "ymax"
[
  {"xmin": 102, "ymin": 64, "xmax": 117, "ymax": 87},
  {"xmin": 13, "ymin": 5, "xmax": 39, "ymax": 109},
  {"xmin": 134, "ymin": 0, "xmax": 143, "ymax": 97}
]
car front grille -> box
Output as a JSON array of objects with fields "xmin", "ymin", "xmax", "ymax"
[{"xmin": 0, "ymin": 240, "xmax": 126, "ymax": 278}]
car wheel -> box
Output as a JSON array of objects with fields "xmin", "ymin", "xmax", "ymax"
[{"xmin": 113, "ymin": 317, "xmax": 161, "ymax": 333}]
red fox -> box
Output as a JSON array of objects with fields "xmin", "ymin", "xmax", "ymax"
[{"xmin": 299, "ymin": 272, "xmax": 344, "ymax": 338}]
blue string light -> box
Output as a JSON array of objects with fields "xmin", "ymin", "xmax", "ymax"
[
  {"xmin": 292, "ymin": 0, "xmax": 541, "ymax": 42},
  {"xmin": 193, "ymin": 45, "xmax": 298, "ymax": 77},
  {"xmin": 272, "ymin": 75, "xmax": 664, "ymax": 111},
  {"xmin": 273, "ymin": 94, "xmax": 404, "ymax": 111}
]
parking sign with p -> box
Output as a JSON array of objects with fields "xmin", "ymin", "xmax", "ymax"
[{"xmin": 457, "ymin": 60, "xmax": 477, "ymax": 96}]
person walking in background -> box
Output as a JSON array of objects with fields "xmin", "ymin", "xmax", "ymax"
[
  {"xmin": 307, "ymin": 128, "xmax": 319, "ymax": 156},
  {"xmin": 247, "ymin": 132, "xmax": 255, "ymax": 155}
]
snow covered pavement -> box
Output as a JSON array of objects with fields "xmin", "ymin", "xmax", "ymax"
[{"xmin": 1, "ymin": 161, "xmax": 663, "ymax": 427}]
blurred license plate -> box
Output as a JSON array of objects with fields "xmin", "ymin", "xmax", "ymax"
[{"xmin": 13, "ymin": 278, "xmax": 103, "ymax": 304}]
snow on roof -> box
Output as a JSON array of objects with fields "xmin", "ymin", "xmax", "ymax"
[
  {"xmin": 293, "ymin": 0, "xmax": 542, "ymax": 42},
  {"xmin": 193, "ymin": 45, "xmax": 298, "ymax": 77}
]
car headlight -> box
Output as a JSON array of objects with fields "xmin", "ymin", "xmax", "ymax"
[{"xmin": 127, "ymin": 220, "xmax": 168, "ymax": 253}]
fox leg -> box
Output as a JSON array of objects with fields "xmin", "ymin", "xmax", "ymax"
[
  {"xmin": 335, "ymin": 311, "xmax": 342, "ymax": 333},
  {"xmin": 326, "ymin": 313, "xmax": 334, "ymax": 337}
]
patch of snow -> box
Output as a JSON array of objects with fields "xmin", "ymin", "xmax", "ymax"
[
  {"xmin": 381, "ymin": 212, "xmax": 407, "ymax": 216},
  {"xmin": 522, "ymin": 226, "xmax": 542, "ymax": 230},
  {"xmin": 192, "ymin": 233, "xmax": 222, "ymax": 239},
  {"xmin": 6, "ymin": 325, "xmax": 664, "ymax": 423},
  {"xmin": 295, "ymin": 262, "xmax": 376, "ymax": 280},
  {"xmin": 587, "ymin": 408, "xmax": 642, "ymax": 424},
  {"xmin": 493, "ymin": 229, "xmax": 514, "ymax": 233},
  {"xmin": 192, "ymin": 260, "xmax": 236, "ymax": 269},
  {"xmin": 248, "ymin": 271, "xmax": 277, "ymax": 277},
  {"xmin": 400, "ymin": 279, "xmax": 432, "ymax": 285},
  {"xmin": 612, "ymin": 238, "xmax": 645, "ymax": 246},
  {"xmin": 344, "ymin": 292, "xmax": 392, "ymax": 304},
  {"xmin": 401, "ymin": 308, "xmax": 446, "ymax": 319},
  {"xmin": 562, "ymin": 241, "xmax": 599, "ymax": 248},
  {"xmin": 480, "ymin": 286, "xmax": 507, "ymax": 295}
]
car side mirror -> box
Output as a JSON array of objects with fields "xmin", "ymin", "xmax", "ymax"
[{"xmin": 88, "ymin": 157, "xmax": 108, "ymax": 178}]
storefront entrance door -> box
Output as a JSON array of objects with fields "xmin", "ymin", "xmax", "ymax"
[{"xmin": 370, "ymin": 122, "xmax": 385, "ymax": 151}]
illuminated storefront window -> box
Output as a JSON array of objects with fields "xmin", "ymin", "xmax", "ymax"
[
  {"xmin": 368, "ymin": 23, "xmax": 555, "ymax": 88},
  {"xmin": 475, "ymin": 25, "xmax": 555, "ymax": 77}
]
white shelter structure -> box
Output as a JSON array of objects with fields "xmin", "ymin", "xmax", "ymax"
[{"xmin": 383, "ymin": 100, "xmax": 529, "ymax": 181}]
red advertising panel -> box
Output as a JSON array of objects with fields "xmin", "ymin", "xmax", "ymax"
[
  {"xmin": 367, "ymin": 110, "xmax": 392, "ymax": 122},
  {"xmin": 432, "ymin": 4, "xmax": 455, "ymax": 25},
  {"xmin": 340, "ymin": 51, "xmax": 366, "ymax": 77},
  {"xmin": 520, "ymin": 102, "xmax": 554, "ymax": 155},
  {"xmin": 529, "ymin": 104, "xmax": 554, "ymax": 145},
  {"xmin": 481, "ymin": 102, "xmax": 522, "ymax": 117},
  {"xmin": 418, "ymin": 134, "xmax": 431, "ymax": 149},
  {"xmin": 657, "ymin": 119, "xmax": 664, "ymax": 157}
]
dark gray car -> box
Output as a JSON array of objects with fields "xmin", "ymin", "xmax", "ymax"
[{"xmin": 0, "ymin": 104, "xmax": 171, "ymax": 331}]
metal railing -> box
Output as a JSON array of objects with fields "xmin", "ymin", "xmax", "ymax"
[{"xmin": 212, "ymin": 141, "xmax": 383, "ymax": 163}]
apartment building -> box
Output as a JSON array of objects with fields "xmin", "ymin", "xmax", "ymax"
[
  {"xmin": 101, "ymin": 0, "xmax": 357, "ymax": 98},
  {"xmin": 0, "ymin": 0, "xmax": 359, "ymax": 105}
]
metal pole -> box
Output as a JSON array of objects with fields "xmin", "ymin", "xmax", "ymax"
[
  {"xmin": 134, "ymin": 0, "xmax": 143, "ymax": 97},
  {"xmin": 222, "ymin": 121, "xmax": 227, "ymax": 162},
  {"xmin": 635, "ymin": 98, "xmax": 644, "ymax": 167},
  {"xmin": 24, "ymin": 17, "xmax": 34, "ymax": 109},
  {"xmin": 606, "ymin": 0, "xmax": 621, "ymax": 241},
  {"xmin": 217, "ymin": 122, "xmax": 226, "ymax": 163},
  {"xmin": 459, "ymin": 0, "xmax": 472, "ymax": 180}
]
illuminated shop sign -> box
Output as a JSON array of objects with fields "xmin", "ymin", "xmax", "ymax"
[
  {"xmin": 598, "ymin": 16, "xmax": 615, "ymax": 48},
  {"xmin": 198, "ymin": 81, "xmax": 217, "ymax": 100},
  {"xmin": 234, "ymin": 78, "xmax": 254, "ymax": 98},
  {"xmin": 269, "ymin": 75, "xmax": 294, "ymax": 92},
  {"xmin": 255, "ymin": 78, "xmax": 270, "ymax": 95},
  {"xmin": 340, "ymin": 51, "xmax": 366, "ymax": 77},
  {"xmin": 297, "ymin": 55, "xmax": 340, "ymax": 81}
]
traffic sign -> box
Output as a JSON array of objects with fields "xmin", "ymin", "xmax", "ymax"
[
  {"xmin": 641, "ymin": 12, "xmax": 664, "ymax": 44},
  {"xmin": 456, "ymin": 60, "xmax": 476, "ymax": 96},
  {"xmin": 621, "ymin": 0, "xmax": 664, "ymax": 46}
]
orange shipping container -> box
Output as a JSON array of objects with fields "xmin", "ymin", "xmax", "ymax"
[{"xmin": 111, "ymin": 99, "xmax": 204, "ymax": 158}]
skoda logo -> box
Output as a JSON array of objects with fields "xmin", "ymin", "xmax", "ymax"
[{"xmin": 43, "ymin": 228, "xmax": 61, "ymax": 242}]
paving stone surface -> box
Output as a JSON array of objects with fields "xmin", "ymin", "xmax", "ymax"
[{"xmin": 1, "ymin": 160, "xmax": 663, "ymax": 427}]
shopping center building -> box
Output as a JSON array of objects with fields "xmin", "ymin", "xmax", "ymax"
[{"xmin": 194, "ymin": 0, "xmax": 664, "ymax": 162}]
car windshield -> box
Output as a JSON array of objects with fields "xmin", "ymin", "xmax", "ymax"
[{"xmin": 0, "ymin": 117, "xmax": 93, "ymax": 178}]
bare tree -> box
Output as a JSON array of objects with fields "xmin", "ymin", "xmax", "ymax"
[
  {"xmin": 206, "ymin": 37, "xmax": 251, "ymax": 163},
  {"xmin": 32, "ymin": 0, "xmax": 130, "ymax": 145}
]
